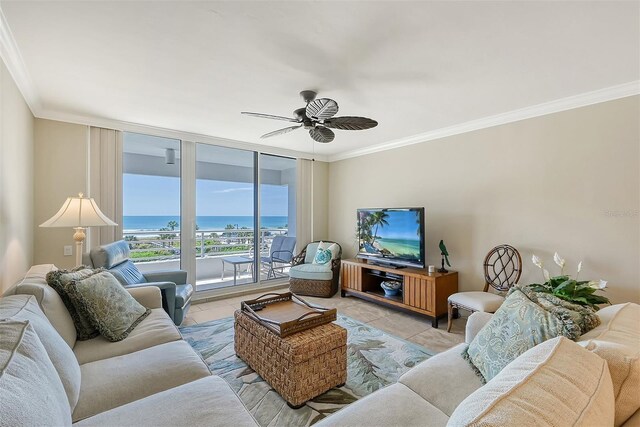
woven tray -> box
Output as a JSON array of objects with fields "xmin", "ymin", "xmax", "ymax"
[{"xmin": 240, "ymin": 292, "xmax": 336, "ymax": 337}]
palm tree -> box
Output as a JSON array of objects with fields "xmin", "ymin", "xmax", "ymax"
[
  {"xmin": 369, "ymin": 211, "xmax": 390, "ymax": 246},
  {"xmin": 167, "ymin": 220, "xmax": 179, "ymax": 231}
]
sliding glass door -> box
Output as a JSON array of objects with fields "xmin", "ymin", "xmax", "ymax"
[
  {"xmin": 122, "ymin": 132, "xmax": 297, "ymax": 292},
  {"xmin": 195, "ymin": 143, "xmax": 257, "ymax": 291},
  {"xmin": 122, "ymin": 133, "xmax": 182, "ymax": 274},
  {"xmin": 259, "ymin": 154, "xmax": 297, "ymax": 281}
]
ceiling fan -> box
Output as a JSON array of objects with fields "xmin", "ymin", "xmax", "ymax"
[{"xmin": 241, "ymin": 90, "xmax": 378, "ymax": 143}]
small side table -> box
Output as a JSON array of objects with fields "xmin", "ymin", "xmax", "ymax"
[{"xmin": 221, "ymin": 256, "xmax": 254, "ymax": 285}]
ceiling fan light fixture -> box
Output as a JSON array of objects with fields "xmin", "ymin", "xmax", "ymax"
[{"xmin": 242, "ymin": 90, "xmax": 377, "ymax": 143}]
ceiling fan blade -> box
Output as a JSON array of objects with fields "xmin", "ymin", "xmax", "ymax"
[
  {"xmin": 309, "ymin": 126, "xmax": 335, "ymax": 143},
  {"xmin": 260, "ymin": 125, "xmax": 302, "ymax": 139},
  {"xmin": 241, "ymin": 112, "xmax": 299, "ymax": 123},
  {"xmin": 305, "ymin": 98, "xmax": 339, "ymax": 120},
  {"xmin": 323, "ymin": 116, "xmax": 378, "ymax": 130}
]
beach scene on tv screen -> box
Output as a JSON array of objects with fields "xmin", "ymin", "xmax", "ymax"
[{"xmin": 358, "ymin": 210, "xmax": 421, "ymax": 261}]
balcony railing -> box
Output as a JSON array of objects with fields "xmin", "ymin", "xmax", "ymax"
[{"xmin": 123, "ymin": 228, "xmax": 289, "ymax": 263}]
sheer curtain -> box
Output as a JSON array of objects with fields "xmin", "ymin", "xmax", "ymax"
[
  {"xmin": 88, "ymin": 127, "xmax": 122, "ymax": 249},
  {"xmin": 295, "ymin": 158, "xmax": 313, "ymax": 249}
]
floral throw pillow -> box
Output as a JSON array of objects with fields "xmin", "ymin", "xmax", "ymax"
[
  {"xmin": 463, "ymin": 285, "xmax": 600, "ymax": 383},
  {"xmin": 65, "ymin": 270, "xmax": 150, "ymax": 342},
  {"xmin": 312, "ymin": 241, "xmax": 339, "ymax": 265},
  {"xmin": 46, "ymin": 266, "xmax": 101, "ymax": 340}
]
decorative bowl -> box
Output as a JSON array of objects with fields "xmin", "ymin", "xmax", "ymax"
[{"xmin": 380, "ymin": 280, "xmax": 402, "ymax": 296}]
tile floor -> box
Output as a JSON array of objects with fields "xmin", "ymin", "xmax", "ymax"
[{"xmin": 184, "ymin": 287, "xmax": 466, "ymax": 353}]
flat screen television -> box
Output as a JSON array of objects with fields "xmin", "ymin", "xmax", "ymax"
[{"xmin": 357, "ymin": 207, "xmax": 425, "ymax": 268}]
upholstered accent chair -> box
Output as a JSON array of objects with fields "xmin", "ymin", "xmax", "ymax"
[
  {"xmin": 261, "ymin": 235, "xmax": 297, "ymax": 279},
  {"xmin": 83, "ymin": 240, "xmax": 193, "ymax": 325},
  {"xmin": 447, "ymin": 244, "xmax": 522, "ymax": 332},
  {"xmin": 289, "ymin": 241, "xmax": 342, "ymax": 297}
]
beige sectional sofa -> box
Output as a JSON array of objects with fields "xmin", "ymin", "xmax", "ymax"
[
  {"xmin": 1, "ymin": 264, "xmax": 258, "ymax": 426},
  {"xmin": 319, "ymin": 303, "xmax": 640, "ymax": 427},
  {"xmin": 3, "ymin": 264, "xmax": 639, "ymax": 427}
]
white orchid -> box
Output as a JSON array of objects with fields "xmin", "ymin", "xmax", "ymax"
[
  {"xmin": 532, "ymin": 254, "xmax": 543, "ymax": 269},
  {"xmin": 576, "ymin": 261, "xmax": 583, "ymax": 280},
  {"xmin": 553, "ymin": 252, "xmax": 566, "ymax": 274},
  {"xmin": 543, "ymin": 269, "xmax": 550, "ymax": 281},
  {"xmin": 588, "ymin": 280, "xmax": 607, "ymax": 290}
]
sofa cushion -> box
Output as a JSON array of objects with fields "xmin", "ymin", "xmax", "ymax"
[
  {"xmin": 47, "ymin": 267, "xmax": 102, "ymax": 340},
  {"xmin": 399, "ymin": 343, "xmax": 482, "ymax": 416},
  {"xmin": 289, "ymin": 263, "xmax": 333, "ymax": 281},
  {"xmin": 316, "ymin": 383, "xmax": 449, "ymax": 427},
  {"xmin": 74, "ymin": 376, "xmax": 257, "ymax": 427},
  {"xmin": 13, "ymin": 265, "xmax": 77, "ymax": 347},
  {"xmin": 463, "ymin": 285, "xmax": 596, "ymax": 382},
  {"xmin": 73, "ymin": 308, "xmax": 181, "ymax": 364},
  {"xmin": 0, "ymin": 295, "xmax": 81, "ymax": 411},
  {"xmin": 73, "ymin": 340, "xmax": 211, "ymax": 422},
  {"xmin": 0, "ymin": 320, "xmax": 72, "ymax": 426},
  {"xmin": 448, "ymin": 336, "xmax": 615, "ymax": 427},
  {"xmin": 577, "ymin": 303, "xmax": 640, "ymax": 426},
  {"xmin": 65, "ymin": 270, "xmax": 150, "ymax": 342},
  {"xmin": 447, "ymin": 291, "xmax": 504, "ymax": 312}
]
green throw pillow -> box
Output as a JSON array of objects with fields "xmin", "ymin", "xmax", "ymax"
[
  {"xmin": 65, "ymin": 271, "xmax": 150, "ymax": 342},
  {"xmin": 463, "ymin": 285, "xmax": 600, "ymax": 383},
  {"xmin": 46, "ymin": 267, "xmax": 101, "ymax": 340},
  {"xmin": 312, "ymin": 241, "xmax": 339, "ymax": 265}
]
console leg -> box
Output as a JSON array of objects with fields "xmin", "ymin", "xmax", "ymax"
[
  {"xmin": 340, "ymin": 290, "xmax": 346, "ymax": 297},
  {"xmin": 432, "ymin": 317, "xmax": 438, "ymax": 328}
]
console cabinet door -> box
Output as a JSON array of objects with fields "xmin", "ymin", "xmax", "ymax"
[
  {"xmin": 341, "ymin": 262, "xmax": 362, "ymax": 292},
  {"xmin": 403, "ymin": 276, "xmax": 434, "ymax": 313}
]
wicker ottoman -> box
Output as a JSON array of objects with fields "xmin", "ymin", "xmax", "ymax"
[{"xmin": 234, "ymin": 310, "xmax": 347, "ymax": 408}]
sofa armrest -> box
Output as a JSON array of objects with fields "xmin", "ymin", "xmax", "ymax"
[
  {"xmin": 127, "ymin": 286, "xmax": 163, "ymax": 309},
  {"xmin": 125, "ymin": 281, "xmax": 177, "ymax": 321},
  {"xmin": 143, "ymin": 270, "xmax": 187, "ymax": 285},
  {"xmin": 465, "ymin": 311, "xmax": 494, "ymax": 344}
]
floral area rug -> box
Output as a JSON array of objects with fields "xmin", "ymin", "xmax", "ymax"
[{"xmin": 180, "ymin": 315, "xmax": 434, "ymax": 426}]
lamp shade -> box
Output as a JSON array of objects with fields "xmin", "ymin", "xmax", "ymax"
[{"xmin": 40, "ymin": 193, "xmax": 117, "ymax": 228}]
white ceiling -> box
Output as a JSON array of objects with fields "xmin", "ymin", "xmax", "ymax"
[{"xmin": 1, "ymin": 1, "xmax": 638, "ymax": 159}]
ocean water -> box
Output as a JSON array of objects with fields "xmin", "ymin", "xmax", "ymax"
[
  {"xmin": 123, "ymin": 216, "xmax": 288, "ymax": 232},
  {"xmin": 376, "ymin": 237, "xmax": 421, "ymax": 259}
]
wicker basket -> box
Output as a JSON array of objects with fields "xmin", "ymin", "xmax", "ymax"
[
  {"xmin": 234, "ymin": 310, "xmax": 347, "ymax": 408},
  {"xmin": 288, "ymin": 241, "xmax": 342, "ymax": 298}
]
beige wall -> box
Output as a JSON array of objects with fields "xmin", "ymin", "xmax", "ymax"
[
  {"xmin": 33, "ymin": 118, "xmax": 89, "ymax": 269},
  {"xmin": 328, "ymin": 96, "xmax": 640, "ymax": 304},
  {"xmin": 0, "ymin": 59, "xmax": 35, "ymax": 292},
  {"xmin": 0, "ymin": 58, "xmax": 34, "ymax": 293}
]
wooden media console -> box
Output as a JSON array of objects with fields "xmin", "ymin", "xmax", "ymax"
[{"xmin": 340, "ymin": 258, "xmax": 458, "ymax": 328}]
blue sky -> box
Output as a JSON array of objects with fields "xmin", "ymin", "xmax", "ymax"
[{"xmin": 123, "ymin": 174, "xmax": 288, "ymax": 216}]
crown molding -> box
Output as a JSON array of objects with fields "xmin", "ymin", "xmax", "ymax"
[
  {"xmin": 328, "ymin": 81, "xmax": 640, "ymax": 162},
  {"xmin": 37, "ymin": 107, "xmax": 329, "ymax": 162},
  {"xmin": 0, "ymin": 6, "xmax": 41, "ymax": 114}
]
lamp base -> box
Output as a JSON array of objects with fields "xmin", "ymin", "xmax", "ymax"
[{"xmin": 73, "ymin": 227, "xmax": 86, "ymax": 267}]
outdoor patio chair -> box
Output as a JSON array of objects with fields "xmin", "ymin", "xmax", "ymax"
[
  {"xmin": 83, "ymin": 240, "xmax": 193, "ymax": 325},
  {"xmin": 261, "ymin": 235, "xmax": 297, "ymax": 279}
]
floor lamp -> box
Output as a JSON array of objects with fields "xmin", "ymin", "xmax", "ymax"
[{"xmin": 40, "ymin": 193, "xmax": 117, "ymax": 267}]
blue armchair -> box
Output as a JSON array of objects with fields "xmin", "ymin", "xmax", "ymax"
[{"xmin": 83, "ymin": 240, "xmax": 193, "ymax": 325}]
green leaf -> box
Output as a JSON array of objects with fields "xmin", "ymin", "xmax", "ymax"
[{"xmin": 555, "ymin": 279, "xmax": 576, "ymax": 293}]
